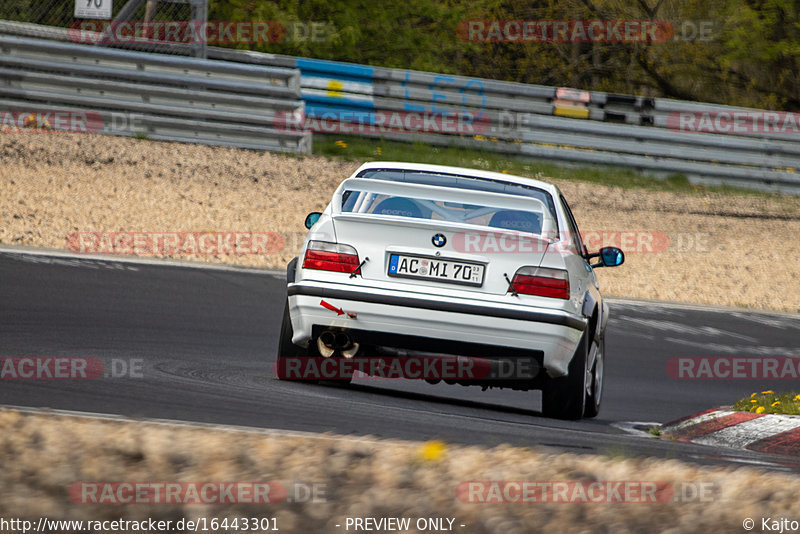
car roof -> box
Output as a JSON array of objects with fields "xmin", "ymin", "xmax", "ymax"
[{"xmin": 353, "ymin": 161, "xmax": 559, "ymax": 197}]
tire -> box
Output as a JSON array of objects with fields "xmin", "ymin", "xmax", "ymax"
[
  {"xmin": 583, "ymin": 336, "xmax": 604, "ymax": 419},
  {"xmin": 541, "ymin": 329, "xmax": 589, "ymax": 420},
  {"xmin": 275, "ymin": 300, "xmax": 314, "ymax": 382}
]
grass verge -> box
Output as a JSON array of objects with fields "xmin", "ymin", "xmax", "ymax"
[
  {"xmin": 734, "ymin": 391, "xmax": 800, "ymax": 415},
  {"xmin": 313, "ymin": 134, "xmax": 782, "ymax": 197}
]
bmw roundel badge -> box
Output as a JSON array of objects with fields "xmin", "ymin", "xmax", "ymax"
[{"xmin": 432, "ymin": 233, "xmax": 447, "ymax": 247}]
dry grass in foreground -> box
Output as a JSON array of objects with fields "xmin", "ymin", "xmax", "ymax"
[
  {"xmin": 1, "ymin": 134, "xmax": 799, "ymax": 312},
  {"xmin": 1, "ymin": 408, "xmax": 799, "ymax": 533}
]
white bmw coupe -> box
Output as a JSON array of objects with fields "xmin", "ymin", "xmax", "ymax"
[{"xmin": 276, "ymin": 162, "xmax": 624, "ymax": 419}]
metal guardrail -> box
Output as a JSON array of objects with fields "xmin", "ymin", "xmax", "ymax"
[
  {"xmin": 0, "ymin": 33, "xmax": 310, "ymax": 154},
  {"xmin": 208, "ymin": 45, "xmax": 800, "ymax": 194},
  {"xmin": 283, "ymin": 59, "xmax": 800, "ymax": 193},
  {"xmin": 1, "ymin": 20, "xmax": 799, "ymax": 192}
]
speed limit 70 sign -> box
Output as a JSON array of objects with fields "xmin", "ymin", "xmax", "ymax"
[{"xmin": 75, "ymin": 0, "xmax": 112, "ymax": 19}]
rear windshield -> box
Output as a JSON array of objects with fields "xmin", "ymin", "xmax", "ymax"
[{"xmin": 343, "ymin": 169, "xmax": 557, "ymax": 234}]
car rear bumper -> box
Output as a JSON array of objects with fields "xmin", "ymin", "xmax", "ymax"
[{"xmin": 286, "ymin": 281, "xmax": 586, "ymax": 377}]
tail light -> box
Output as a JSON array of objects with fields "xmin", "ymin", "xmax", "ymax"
[
  {"xmin": 510, "ymin": 267, "xmax": 570, "ymax": 299},
  {"xmin": 303, "ymin": 240, "xmax": 360, "ymax": 273}
]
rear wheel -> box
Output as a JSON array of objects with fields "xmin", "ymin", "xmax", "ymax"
[
  {"xmin": 275, "ymin": 300, "xmax": 314, "ymax": 382},
  {"xmin": 541, "ymin": 329, "xmax": 589, "ymax": 420}
]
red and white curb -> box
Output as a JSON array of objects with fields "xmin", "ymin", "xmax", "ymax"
[{"xmin": 661, "ymin": 409, "xmax": 800, "ymax": 457}]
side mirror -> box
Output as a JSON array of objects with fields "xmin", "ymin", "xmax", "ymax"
[
  {"xmin": 304, "ymin": 212, "xmax": 322, "ymax": 229},
  {"xmin": 584, "ymin": 246, "xmax": 624, "ymax": 268},
  {"xmin": 599, "ymin": 246, "xmax": 624, "ymax": 267}
]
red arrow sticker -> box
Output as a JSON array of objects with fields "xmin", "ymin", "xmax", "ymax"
[{"xmin": 319, "ymin": 300, "xmax": 344, "ymax": 316}]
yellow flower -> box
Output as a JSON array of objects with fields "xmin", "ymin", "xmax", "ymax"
[
  {"xmin": 772, "ymin": 401, "xmax": 781, "ymax": 407},
  {"xmin": 474, "ymin": 135, "xmax": 487, "ymax": 141},
  {"xmin": 376, "ymin": 147, "xmax": 382, "ymax": 155},
  {"xmin": 750, "ymin": 399, "xmax": 758, "ymax": 403},
  {"xmin": 756, "ymin": 406, "xmax": 765, "ymax": 414},
  {"xmin": 335, "ymin": 140, "xmax": 347, "ymax": 149},
  {"xmin": 761, "ymin": 390, "xmax": 774, "ymax": 395},
  {"xmin": 751, "ymin": 392, "xmax": 758, "ymax": 398},
  {"xmin": 418, "ymin": 440, "xmax": 447, "ymax": 462},
  {"xmin": 793, "ymin": 394, "xmax": 800, "ymax": 402}
]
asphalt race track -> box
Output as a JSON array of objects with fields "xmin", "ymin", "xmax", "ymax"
[{"xmin": 2, "ymin": 249, "xmax": 800, "ymax": 471}]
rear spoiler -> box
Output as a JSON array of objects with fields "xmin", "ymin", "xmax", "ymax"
[{"xmin": 332, "ymin": 178, "xmax": 557, "ymax": 237}]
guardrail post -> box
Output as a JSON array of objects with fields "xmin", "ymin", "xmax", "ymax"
[{"xmin": 190, "ymin": 0, "xmax": 207, "ymax": 59}]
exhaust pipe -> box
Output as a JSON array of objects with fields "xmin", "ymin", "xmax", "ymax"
[
  {"xmin": 336, "ymin": 332, "xmax": 360, "ymax": 359},
  {"xmin": 316, "ymin": 330, "xmax": 359, "ymax": 359},
  {"xmin": 317, "ymin": 331, "xmax": 336, "ymax": 358}
]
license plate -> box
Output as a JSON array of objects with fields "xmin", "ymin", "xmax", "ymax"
[{"xmin": 388, "ymin": 254, "xmax": 484, "ymax": 286}]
